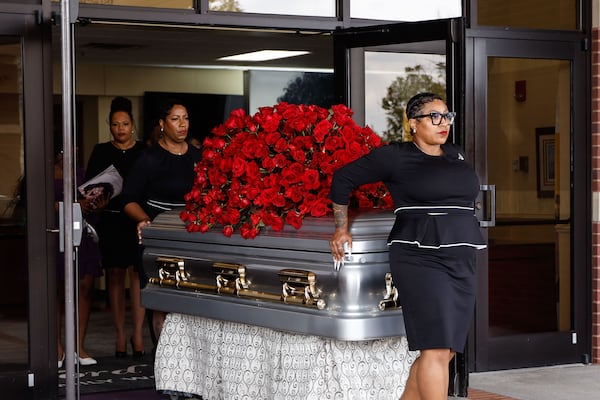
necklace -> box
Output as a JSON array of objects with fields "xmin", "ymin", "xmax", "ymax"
[
  {"xmin": 160, "ymin": 139, "xmax": 186, "ymax": 155},
  {"xmin": 111, "ymin": 140, "xmax": 135, "ymax": 153},
  {"xmin": 413, "ymin": 141, "xmax": 442, "ymax": 156}
]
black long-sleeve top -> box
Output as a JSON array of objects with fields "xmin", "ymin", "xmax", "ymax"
[
  {"xmin": 329, "ymin": 141, "xmax": 486, "ymax": 249},
  {"xmin": 120, "ymin": 144, "xmax": 202, "ymax": 221}
]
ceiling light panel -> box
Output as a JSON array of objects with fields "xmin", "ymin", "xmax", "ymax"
[{"xmin": 218, "ymin": 50, "xmax": 310, "ymax": 62}]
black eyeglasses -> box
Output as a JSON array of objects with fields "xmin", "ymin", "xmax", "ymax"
[{"xmin": 413, "ymin": 111, "xmax": 456, "ymax": 126}]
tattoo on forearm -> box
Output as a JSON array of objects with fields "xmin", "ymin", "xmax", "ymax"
[{"xmin": 332, "ymin": 203, "xmax": 348, "ymax": 229}]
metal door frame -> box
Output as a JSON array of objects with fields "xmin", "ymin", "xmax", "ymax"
[
  {"xmin": 465, "ymin": 29, "xmax": 591, "ymax": 371},
  {"xmin": 0, "ymin": 8, "xmax": 57, "ymax": 400}
]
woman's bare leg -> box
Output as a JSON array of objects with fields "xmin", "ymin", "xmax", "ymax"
[
  {"xmin": 400, "ymin": 349, "xmax": 455, "ymax": 400},
  {"xmin": 128, "ymin": 266, "xmax": 145, "ymax": 352},
  {"xmin": 107, "ymin": 267, "xmax": 127, "ymax": 354},
  {"xmin": 77, "ymin": 274, "xmax": 95, "ymax": 358}
]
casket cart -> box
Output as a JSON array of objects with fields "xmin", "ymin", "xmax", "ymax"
[{"xmin": 142, "ymin": 210, "xmax": 415, "ymax": 399}]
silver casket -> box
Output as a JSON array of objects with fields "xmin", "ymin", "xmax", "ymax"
[{"xmin": 141, "ymin": 208, "xmax": 406, "ymax": 341}]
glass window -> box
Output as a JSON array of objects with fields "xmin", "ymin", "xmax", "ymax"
[
  {"xmin": 364, "ymin": 51, "xmax": 446, "ymax": 141},
  {"xmin": 209, "ymin": 0, "xmax": 335, "ymax": 16},
  {"xmin": 477, "ymin": 0, "xmax": 577, "ymax": 30},
  {"xmin": 52, "ymin": 0, "xmax": 195, "ymax": 9},
  {"xmin": 351, "ymin": 0, "xmax": 461, "ymax": 21},
  {"xmin": 487, "ymin": 57, "xmax": 571, "ymax": 336},
  {"xmin": 0, "ymin": 38, "xmax": 28, "ymax": 368}
]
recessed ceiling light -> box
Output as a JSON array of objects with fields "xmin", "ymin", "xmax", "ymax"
[{"xmin": 218, "ymin": 50, "xmax": 310, "ymax": 62}]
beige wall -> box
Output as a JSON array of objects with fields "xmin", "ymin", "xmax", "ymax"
[{"xmin": 53, "ymin": 64, "xmax": 244, "ymax": 164}]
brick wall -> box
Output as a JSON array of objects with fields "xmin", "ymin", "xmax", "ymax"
[{"xmin": 593, "ymin": 26, "xmax": 600, "ymax": 363}]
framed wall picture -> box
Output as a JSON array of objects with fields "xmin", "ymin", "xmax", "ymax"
[{"xmin": 536, "ymin": 127, "xmax": 555, "ymax": 198}]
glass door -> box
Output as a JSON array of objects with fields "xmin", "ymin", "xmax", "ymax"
[
  {"xmin": 468, "ymin": 35, "xmax": 588, "ymax": 371},
  {"xmin": 333, "ymin": 17, "xmax": 469, "ymax": 395},
  {"xmin": 0, "ymin": 12, "xmax": 56, "ymax": 400},
  {"xmin": 0, "ymin": 35, "xmax": 29, "ymax": 393},
  {"xmin": 333, "ymin": 19, "xmax": 464, "ymax": 138}
]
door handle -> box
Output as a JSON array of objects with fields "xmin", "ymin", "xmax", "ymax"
[
  {"xmin": 57, "ymin": 201, "xmax": 84, "ymax": 252},
  {"xmin": 478, "ymin": 184, "xmax": 496, "ymax": 227}
]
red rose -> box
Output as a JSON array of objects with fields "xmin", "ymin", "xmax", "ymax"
[
  {"xmin": 188, "ymin": 223, "xmax": 201, "ymax": 232},
  {"xmin": 208, "ymin": 169, "xmax": 227, "ymax": 186},
  {"xmin": 242, "ymin": 137, "xmax": 269, "ymax": 159},
  {"xmin": 280, "ymin": 162, "xmax": 304, "ymax": 184},
  {"xmin": 243, "ymin": 186, "xmax": 261, "ymax": 200},
  {"xmin": 313, "ymin": 119, "xmax": 332, "ymax": 143},
  {"xmin": 231, "ymin": 156, "xmax": 247, "ymax": 178},
  {"xmin": 284, "ymin": 185, "xmax": 306, "ymax": 203},
  {"xmin": 310, "ymin": 199, "xmax": 330, "ymax": 217},
  {"xmin": 301, "ymin": 169, "xmax": 320, "ymax": 190},
  {"xmin": 273, "ymin": 153, "xmax": 290, "ymax": 168},
  {"xmin": 199, "ymin": 224, "xmax": 210, "ymax": 233},
  {"xmin": 285, "ymin": 211, "xmax": 303, "ymax": 229},
  {"xmin": 222, "ymin": 208, "xmax": 241, "ymax": 225},
  {"xmin": 324, "ymin": 135, "xmax": 344, "ymax": 152},
  {"xmin": 218, "ymin": 157, "xmax": 233, "ymax": 173},
  {"xmin": 222, "ymin": 225, "xmax": 234, "ymax": 237},
  {"xmin": 245, "ymin": 161, "xmax": 261, "ymax": 182},
  {"xmin": 258, "ymin": 113, "xmax": 282, "ymax": 134},
  {"xmin": 274, "ymin": 137, "xmax": 289, "ymax": 153},
  {"xmin": 261, "ymin": 156, "xmax": 277, "ymax": 172},
  {"xmin": 263, "ymin": 131, "xmax": 281, "ymax": 145},
  {"xmin": 240, "ymin": 223, "xmax": 259, "ymax": 239},
  {"xmin": 290, "ymin": 149, "xmax": 306, "ymax": 163},
  {"xmin": 261, "ymin": 211, "xmax": 284, "ymax": 231}
]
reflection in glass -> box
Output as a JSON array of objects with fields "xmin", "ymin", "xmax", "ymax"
[
  {"xmin": 351, "ymin": 0, "xmax": 461, "ymax": 21},
  {"xmin": 52, "ymin": 0, "xmax": 195, "ymax": 9},
  {"xmin": 487, "ymin": 57, "xmax": 571, "ymax": 336},
  {"xmin": 364, "ymin": 52, "xmax": 445, "ymax": 141},
  {"xmin": 0, "ymin": 39, "xmax": 28, "ymax": 368},
  {"xmin": 60, "ymin": 0, "xmax": 338, "ymax": 15},
  {"xmin": 477, "ymin": 0, "xmax": 577, "ymax": 30},
  {"xmin": 209, "ymin": 0, "xmax": 335, "ymax": 16}
]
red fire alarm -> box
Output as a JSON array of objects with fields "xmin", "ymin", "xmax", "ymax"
[{"xmin": 515, "ymin": 80, "xmax": 526, "ymax": 102}]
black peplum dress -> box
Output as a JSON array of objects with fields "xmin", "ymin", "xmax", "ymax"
[
  {"xmin": 85, "ymin": 141, "xmax": 146, "ymax": 269},
  {"xmin": 329, "ymin": 141, "xmax": 486, "ymax": 352}
]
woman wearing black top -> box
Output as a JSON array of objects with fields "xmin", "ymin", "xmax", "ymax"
[
  {"xmin": 328, "ymin": 92, "xmax": 486, "ymax": 400},
  {"xmin": 85, "ymin": 97, "xmax": 146, "ymax": 358},
  {"xmin": 121, "ymin": 98, "xmax": 202, "ymax": 342}
]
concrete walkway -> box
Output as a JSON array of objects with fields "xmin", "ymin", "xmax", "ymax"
[
  {"xmin": 468, "ymin": 364, "xmax": 600, "ymax": 400},
  {"xmin": 76, "ymin": 363, "xmax": 600, "ymax": 400}
]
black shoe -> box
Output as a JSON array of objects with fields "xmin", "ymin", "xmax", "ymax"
[{"xmin": 115, "ymin": 351, "xmax": 127, "ymax": 358}]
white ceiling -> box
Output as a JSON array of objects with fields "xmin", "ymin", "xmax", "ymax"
[{"xmin": 62, "ymin": 22, "xmax": 334, "ymax": 71}]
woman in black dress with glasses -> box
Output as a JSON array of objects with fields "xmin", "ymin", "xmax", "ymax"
[{"xmin": 328, "ymin": 92, "xmax": 486, "ymax": 400}]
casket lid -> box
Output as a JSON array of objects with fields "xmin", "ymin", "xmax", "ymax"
[{"xmin": 145, "ymin": 208, "xmax": 396, "ymax": 254}]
